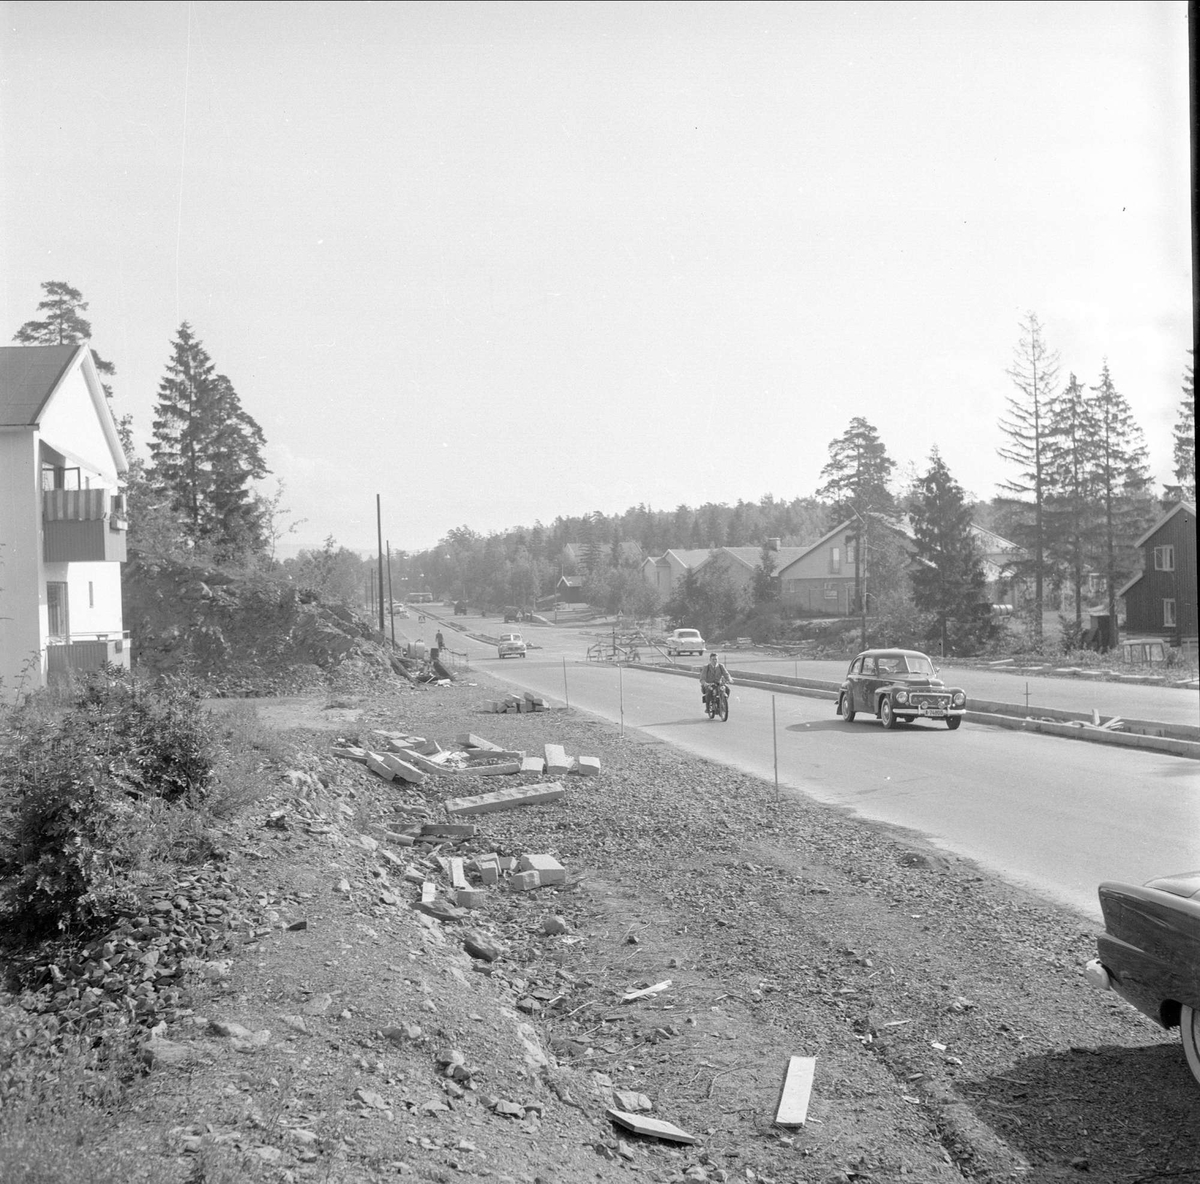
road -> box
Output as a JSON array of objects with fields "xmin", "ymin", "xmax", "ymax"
[{"xmin": 404, "ymin": 609, "xmax": 1200, "ymax": 922}]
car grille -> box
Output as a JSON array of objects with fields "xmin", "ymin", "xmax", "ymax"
[{"xmin": 909, "ymin": 693, "xmax": 949, "ymax": 707}]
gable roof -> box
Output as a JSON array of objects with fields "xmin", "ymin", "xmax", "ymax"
[
  {"xmin": 0, "ymin": 343, "xmax": 127, "ymax": 474},
  {"xmin": 0, "ymin": 344, "xmax": 79, "ymax": 425},
  {"xmin": 721, "ymin": 545, "xmax": 810, "ymax": 571},
  {"xmin": 776, "ymin": 513, "xmax": 913, "ymax": 577},
  {"xmin": 1133, "ymin": 501, "xmax": 1196, "ymax": 548}
]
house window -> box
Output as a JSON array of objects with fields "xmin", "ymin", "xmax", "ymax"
[
  {"xmin": 845, "ymin": 537, "xmax": 856, "ymax": 564},
  {"xmin": 47, "ymin": 582, "xmax": 69, "ymax": 640},
  {"xmin": 1154, "ymin": 546, "xmax": 1175, "ymax": 571},
  {"xmin": 829, "ymin": 547, "xmax": 841, "ymax": 574},
  {"xmin": 823, "ymin": 581, "xmax": 838, "ymax": 600},
  {"xmin": 1164, "ymin": 599, "xmax": 1177, "ymax": 627}
]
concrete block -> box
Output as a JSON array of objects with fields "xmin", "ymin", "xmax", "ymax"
[
  {"xmin": 521, "ymin": 756, "xmax": 545, "ymax": 774},
  {"xmin": 449, "ymin": 857, "xmax": 468, "ymax": 889},
  {"xmin": 370, "ymin": 752, "xmax": 427, "ymax": 785},
  {"xmin": 457, "ymin": 733, "xmax": 504, "ymax": 751},
  {"xmin": 497, "ymin": 856, "xmax": 518, "ymax": 873},
  {"xmin": 544, "ymin": 744, "xmax": 571, "ymax": 775},
  {"xmin": 393, "ymin": 748, "xmax": 445, "ymax": 776},
  {"xmin": 366, "ymin": 752, "xmax": 395, "ymax": 781},
  {"xmin": 480, "ymin": 863, "xmax": 499, "ymax": 885},
  {"xmin": 518, "ymin": 854, "xmax": 565, "ymax": 885},
  {"xmin": 332, "ymin": 746, "xmax": 368, "ymax": 762},
  {"xmin": 444, "ymin": 782, "xmax": 567, "ymax": 816},
  {"xmin": 508, "ymin": 870, "xmax": 541, "ymax": 892},
  {"xmin": 468, "ymin": 761, "xmax": 522, "ymax": 777},
  {"xmin": 576, "ymin": 756, "xmax": 601, "ymax": 776},
  {"xmin": 455, "ymin": 887, "xmax": 486, "ymax": 909}
]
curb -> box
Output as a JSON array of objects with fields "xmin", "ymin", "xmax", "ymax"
[{"xmin": 635, "ymin": 662, "xmax": 1200, "ymax": 760}]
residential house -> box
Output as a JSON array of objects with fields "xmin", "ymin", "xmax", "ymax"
[
  {"xmin": 776, "ymin": 515, "xmax": 1022, "ymax": 616},
  {"xmin": 0, "ymin": 344, "xmax": 129, "ymax": 695},
  {"xmin": 776, "ymin": 516, "xmax": 915, "ymax": 615},
  {"xmin": 556, "ymin": 575, "xmax": 584, "ymax": 603},
  {"xmin": 640, "ymin": 540, "xmax": 809, "ymax": 602},
  {"xmin": 1116, "ymin": 501, "xmax": 1197, "ymax": 654}
]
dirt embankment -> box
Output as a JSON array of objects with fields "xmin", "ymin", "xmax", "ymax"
[{"xmin": 13, "ymin": 671, "xmax": 1199, "ymax": 1184}]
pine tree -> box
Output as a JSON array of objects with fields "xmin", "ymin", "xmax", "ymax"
[
  {"xmin": 148, "ymin": 323, "xmax": 269, "ymax": 560},
  {"xmin": 1173, "ymin": 354, "xmax": 1196, "ymax": 501},
  {"xmin": 997, "ymin": 312, "xmax": 1060, "ymax": 647},
  {"xmin": 1089, "ymin": 361, "xmax": 1154, "ymax": 649},
  {"xmin": 909, "ymin": 450, "xmax": 990, "ymax": 654},
  {"xmin": 12, "ymin": 280, "xmax": 116, "ymax": 396},
  {"xmin": 1043, "ymin": 373, "xmax": 1099, "ymax": 634},
  {"xmin": 817, "ymin": 417, "xmax": 895, "ymax": 613}
]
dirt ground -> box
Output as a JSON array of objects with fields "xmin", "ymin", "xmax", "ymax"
[{"xmin": 18, "ymin": 668, "xmax": 1200, "ymax": 1184}]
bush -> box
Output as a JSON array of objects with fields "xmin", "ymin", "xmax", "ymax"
[{"xmin": 0, "ymin": 671, "xmax": 218, "ymax": 937}]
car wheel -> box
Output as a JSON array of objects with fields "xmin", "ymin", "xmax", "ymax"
[
  {"xmin": 880, "ymin": 698, "xmax": 898, "ymax": 730},
  {"xmin": 946, "ymin": 716, "xmax": 962, "ymax": 731},
  {"xmin": 840, "ymin": 694, "xmax": 856, "ymax": 723},
  {"xmin": 1183, "ymin": 1004, "xmax": 1200, "ymax": 1086}
]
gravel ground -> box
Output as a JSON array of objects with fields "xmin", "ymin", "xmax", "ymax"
[{"xmin": 4, "ymin": 668, "xmax": 1198, "ymax": 1184}]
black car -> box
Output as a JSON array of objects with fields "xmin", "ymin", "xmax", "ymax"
[
  {"xmin": 454, "ymin": 601, "xmax": 467, "ymax": 615},
  {"xmin": 1085, "ymin": 871, "xmax": 1200, "ymax": 1087},
  {"xmin": 837, "ymin": 648, "xmax": 967, "ymax": 730}
]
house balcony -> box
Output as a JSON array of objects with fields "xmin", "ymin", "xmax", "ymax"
[
  {"xmin": 46, "ymin": 632, "xmax": 132, "ymax": 678},
  {"xmin": 43, "ymin": 489, "xmax": 128, "ymax": 563}
]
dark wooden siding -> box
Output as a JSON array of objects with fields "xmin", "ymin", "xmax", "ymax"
[{"xmin": 1123, "ymin": 506, "xmax": 1197, "ymax": 643}]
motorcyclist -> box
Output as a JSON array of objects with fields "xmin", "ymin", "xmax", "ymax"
[{"xmin": 699, "ymin": 651, "xmax": 731, "ymax": 711}]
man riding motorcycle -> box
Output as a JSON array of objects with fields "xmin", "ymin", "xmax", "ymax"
[{"xmin": 699, "ymin": 651, "xmax": 731, "ymax": 712}]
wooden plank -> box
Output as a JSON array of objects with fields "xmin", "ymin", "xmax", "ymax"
[{"xmin": 774, "ymin": 1056, "xmax": 816, "ymax": 1127}]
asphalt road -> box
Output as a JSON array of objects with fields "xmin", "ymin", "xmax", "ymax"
[{"xmin": 406, "ymin": 610, "xmax": 1200, "ymax": 922}]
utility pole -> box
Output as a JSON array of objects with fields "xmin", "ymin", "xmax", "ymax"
[
  {"xmin": 387, "ymin": 541, "xmax": 396, "ymax": 648},
  {"xmin": 376, "ymin": 494, "xmax": 385, "ymax": 636}
]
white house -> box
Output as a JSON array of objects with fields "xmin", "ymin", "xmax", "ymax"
[{"xmin": 0, "ymin": 344, "xmax": 129, "ymax": 696}]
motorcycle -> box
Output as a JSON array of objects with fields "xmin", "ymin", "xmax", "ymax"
[{"xmin": 704, "ymin": 682, "xmax": 730, "ymax": 722}]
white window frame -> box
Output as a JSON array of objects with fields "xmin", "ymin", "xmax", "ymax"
[
  {"xmin": 829, "ymin": 546, "xmax": 841, "ymax": 574},
  {"xmin": 1154, "ymin": 545, "xmax": 1175, "ymax": 571}
]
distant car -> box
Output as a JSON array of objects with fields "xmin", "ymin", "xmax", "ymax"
[
  {"xmin": 1085, "ymin": 872, "xmax": 1200, "ymax": 1087},
  {"xmin": 391, "ymin": 604, "xmax": 409, "ymax": 618},
  {"xmin": 454, "ymin": 600, "xmax": 467, "ymax": 616},
  {"xmin": 497, "ymin": 632, "xmax": 527, "ymax": 659},
  {"xmin": 837, "ymin": 648, "xmax": 966, "ymax": 730},
  {"xmin": 665, "ymin": 628, "xmax": 706, "ymax": 657}
]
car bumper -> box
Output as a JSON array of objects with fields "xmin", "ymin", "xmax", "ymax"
[{"xmin": 894, "ymin": 706, "xmax": 966, "ymax": 719}]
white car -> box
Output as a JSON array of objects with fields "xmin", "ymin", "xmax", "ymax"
[
  {"xmin": 665, "ymin": 628, "xmax": 706, "ymax": 656},
  {"xmin": 497, "ymin": 632, "xmax": 527, "ymax": 659}
]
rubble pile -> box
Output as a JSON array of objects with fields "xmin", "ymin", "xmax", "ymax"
[{"xmin": 121, "ymin": 557, "xmax": 427, "ymax": 694}]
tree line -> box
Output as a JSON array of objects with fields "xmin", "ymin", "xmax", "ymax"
[{"xmin": 11, "ymin": 285, "xmax": 1194, "ymax": 652}]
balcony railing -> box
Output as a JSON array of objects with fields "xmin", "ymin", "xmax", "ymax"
[
  {"xmin": 46, "ymin": 632, "xmax": 132, "ymax": 676},
  {"xmin": 43, "ymin": 489, "xmax": 127, "ymax": 562}
]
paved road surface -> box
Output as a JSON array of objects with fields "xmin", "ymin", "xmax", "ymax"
[{"xmin": 406, "ymin": 610, "xmax": 1200, "ymax": 921}]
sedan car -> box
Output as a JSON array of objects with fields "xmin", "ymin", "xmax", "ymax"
[
  {"xmin": 497, "ymin": 632, "xmax": 527, "ymax": 659},
  {"xmin": 1085, "ymin": 872, "xmax": 1200, "ymax": 1087},
  {"xmin": 837, "ymin": 648, "xmax": 966, "ymax": 729},
  {"xmin": 665, "ymin": 628, "xmax": 706, "ymax": 656}
]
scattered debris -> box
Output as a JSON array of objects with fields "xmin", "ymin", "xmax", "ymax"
[
  {"xmin": 622, "ymin": 979, "xmax": 672, "ymax": 1003},
  {"xmin": 606, "ymin": 1107, "xmax": 696, "ymax": 1144},
  {"xmin": 445, "ymin": 782, "xmax": 568, "ymax": 816}
]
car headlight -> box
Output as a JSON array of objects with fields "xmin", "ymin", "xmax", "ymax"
[
  {"xmin": 894, "ymin": 691, "xmax": 908, "ymax": 704},
  {"xmin": 952, "ymin": 692, "xmax": 965, "ymax": 706}
]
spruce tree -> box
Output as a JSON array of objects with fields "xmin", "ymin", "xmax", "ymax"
[
  {"xmin": 1173, "ymin": 354, "xmax": 1196, "ymax": 501},
  {"xmin": 148, "ymin": 323, "xmax": 269, "ymax": 561},
  {"xmin": 1043, "ymin": 373, "xmax": 1099, "ymax": 635},
  {"xmin": 909, "ymin": 450, "xmax": 990, "ymax": 655},
  {"xmin": 1089, "ymin": 361, "xmax": 1154, "ymax": 648},
  {"xmin": 817, "ymin": 417, "xmax": 895, "ymax": 614},
  {"xmin": 997, "ymin": 312, "xmax": 1060, "ymax": 648}
]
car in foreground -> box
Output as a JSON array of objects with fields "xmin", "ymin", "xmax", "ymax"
[
  {"xmin": 837, "ymin": 648, "xmax": 966, "ymax": 729},
  {"xmin": 497, "ymin": 632, "xmax": 527, "ymax": 659},
  {"xmin": 1085, "ymin": 872, "xmax": 1200, "ymax": 1087},
  {"xmin": 665, "ymin": 628, "xmax": 706, "ymax": 656}
]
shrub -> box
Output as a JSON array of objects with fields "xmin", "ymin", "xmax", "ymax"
[{"xmin": 0, "ymin": 671, "xmax": 218, "ymax": 937}]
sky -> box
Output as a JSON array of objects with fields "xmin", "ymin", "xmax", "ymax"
[{"xmin": 0, "ymin": 1, "xmax": 1192, "ymax": 554}]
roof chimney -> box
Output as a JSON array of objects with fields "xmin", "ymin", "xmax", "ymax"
[{"xmin": 767, "ymin": 537, "xmax": 781, "ymax": 552}]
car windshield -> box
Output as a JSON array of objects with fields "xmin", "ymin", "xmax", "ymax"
[
  {"xmin": 875, "ymin": 654, "xmax": 935, "ymax": 676},
  {"xmin": 678, "ymin": 630, "xmax": 700, "ymax": 638},
  {"xmin": 501, "ymin": 634, "xmax": 522, "ymax": 643}
]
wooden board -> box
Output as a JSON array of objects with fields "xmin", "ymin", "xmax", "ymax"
[{"xmin": 774, "ymin": 1055, "xmax": 816, "ymax": 1127}]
